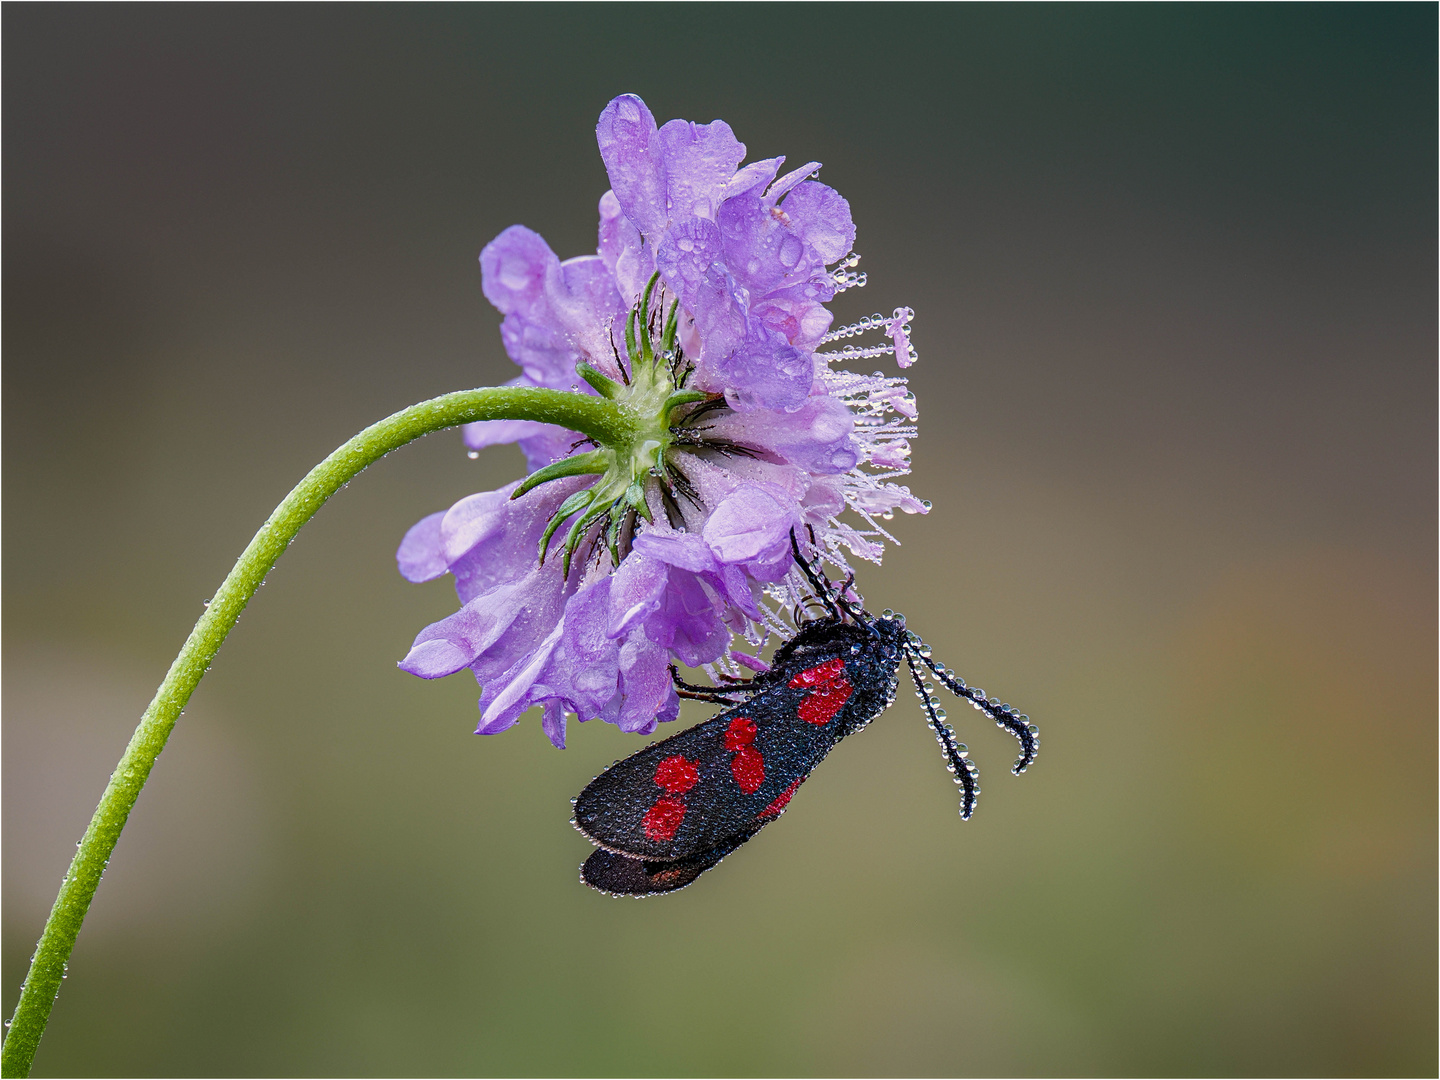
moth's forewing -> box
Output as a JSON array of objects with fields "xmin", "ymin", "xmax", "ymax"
[{"xmin": 573, "ymin": 690, "xmax": 839, "ymax": 860}]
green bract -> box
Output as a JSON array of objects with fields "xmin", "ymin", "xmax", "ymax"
[{"xmin": 513, "ymin": 273, "xmax": 706, "ymax": 575}]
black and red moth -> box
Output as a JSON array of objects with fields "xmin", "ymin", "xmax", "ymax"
[{"xmin": 572, "ymin": 535, "xmax": 1040, "ymax": 896}]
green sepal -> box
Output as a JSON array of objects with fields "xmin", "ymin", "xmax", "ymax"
[
  {"xmin": 624, "ymin": 305, "xmax": 639, "ymax": 366},
  {"xmin": 625, "ymin": 480, "xmax": 653, "ymax": 522},
  {"xmin": 560, "ymin": 498, "xmax": 614, "ymax": 578},
  {"xmin": 661, "ymin": 389, "xmax": 706, "ymax": 419},
  {"xmin": 605, "ymin": 513, "xmax": 624, "ymax": 567},
  {"xmin": 538, "ymin": 488, "xmax": 596, "ymax": 564},
  {"xmin": 660, "ymin": 297, "xmax": 680, "ymax": 357},
  {"xmin": 512, "ymin": 449, "xmax": 610, "ymax": 501},
  {"xmin": 637, "ymin": 272, "xmax": 660, "ymax": 366},
  {"xmin": 576, "ymin": 363, "xmax": 623, "ymax": 400}
]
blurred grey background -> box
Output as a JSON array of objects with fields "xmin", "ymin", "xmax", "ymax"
[{"xmin": 4, "ymin": 5, "xmax": 1434, "ymax": 1075}]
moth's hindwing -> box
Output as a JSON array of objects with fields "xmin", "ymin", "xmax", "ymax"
[
  {"xmin": 574, "ymin": 638, "xmax": 885, "ymax": 863},
  {"xmin": 579, "ymin": 825, "xmax": 762, "ymax": 896}
]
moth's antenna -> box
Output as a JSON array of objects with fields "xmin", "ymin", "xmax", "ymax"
[
  {"xmin": 904, "ymin": 646, "xmax": 979, "ymax": 819},
  {"xmin": 916, "ymin": 649, "xmax": 1039, "ymax": 774}
]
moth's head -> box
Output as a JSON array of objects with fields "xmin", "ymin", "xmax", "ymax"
[{"xmin": 869, "ymin": 609, "xmax": 909, "ymax": 657}]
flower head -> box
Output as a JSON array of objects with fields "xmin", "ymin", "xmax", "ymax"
[{"xmin": 398, "ymin": 94, "xmax": 927, "ymax": 747}]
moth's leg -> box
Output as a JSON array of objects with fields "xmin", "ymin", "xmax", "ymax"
[
  {"xmin": 905, "ymin": 648, "xmax": 979, "ymax": 819},
  {"xmin": 789, "ymin": 528, "xmax": 844, "ymax": 620},
  {"xmin": 918, "ymin": 651, "xmax": 1039, "ymax": 774},
  {"xmin": 675, "ymin": 689, "xmax": 749, "ymax": 704},
  {"xmin": 669, "ymin": 665, "xmax": 755, "ymax": 702}
]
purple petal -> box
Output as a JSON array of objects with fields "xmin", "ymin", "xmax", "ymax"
[
  {"xmin": 641, "ymin": 568, "xmax": 730, "ymax": 668},
  {"xmin": 558, "ymin": 576, "xmax": 622, "ymax": 716},
  {"xmin": 477, "ymin": 619, "xmax": 565, "ymax": 734},
  {"xmin": 852, "ymin": 484, "xmax": 931, "ymax": 516},
  {"xmin": 655, "ymin": 117, "xmax": 746, "ymax": 222},
  {"xmin": 397, "ymin": 511, "xmax": 447, "ymax": 583},
  {"xmin": 722, "ymin": 156, "xmax": 782, "ymax": 201},
  {"xmin": 750, "ymin": 295, "xmax": 834, "ymax": 351},
  {"xmin": 718, "ymin": 322, "xmax": 813, "ymax": 413},
  {"xmin": 481, "ymin": 227, "xmax": 625, "ymax": 388},
  {"xmin": 603, "ymin": 631, "xmax": 679, "ymax": 734},
  {"xmin": 596, "ymin": 95, "xmax": 666, "ymax": 238},
  {"xmin": 608, "ymin": 552, "xmax": 670, "ymax": 636},
  {"xmin": 691, "ymin": 265, "xmax": 749, "ymax": 377},
  {"xmin": 597, "ymin": 189, "xmax": 655, "ymax": 303},
  {"xmin": 701, "ymin": 482, "xmax": 801, "ymax": 577},
  {"xmin": 703, "ymin": 396, "xmax": 857, "ymax": 475},
  {"xmin": 515, "ymin": 425, "xmax": 587, "ymax": 471},
  {"xmin": 480, "ymin": 225, "xmax": 556, "ymax": 321},
  {"xmin": 717, "ymin": 563, "xmax": 764, "ymax": 617},
  {"xmin": 442, "ymin": 478, "xmax": 590, "ymax": 604},
  {"xmin": 777, "ymin": 181, "xmax": 855, "ymax": 265},
  {"xmin": 541, "ymin": 701, "xmax": 568, "ymax": 749},
  {"xmin": 438, "ymin": 486, "xmax": 515, "ymax": 570},
  {"xmin": 654, "ymin": 217, "xmax": 725, "ymax": 309},
  {"xmin": 730, "ymin": 650, "xmax": 770, "ymax": 673},
  {"xmin": 716, "ymin": 187, "xmax": 798, "ymax": 296},
  {"xmin": 631, "ymin": 528, "xmax": 719, "ymax": 575},
  {"xmin": 399, "ymin": 637, "xmax": 474, "ymax": 681},
  {"xmin": 400, "ymin": 571, "xmax": 540, "ymax": 679},
  {"xmin": 686, "ymin": 265, "xmax": 813, "ymax": 411},
  {"xmin": 800, "ymin": 475, "xmax": 847, "ymax": 524},
  {"xmin": 765, "ymin": 161, "xmax": 821, "ymax": 204}
]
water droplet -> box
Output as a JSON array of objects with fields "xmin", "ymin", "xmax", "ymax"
[{"xmin": 467, "ymin": 450, "xmax": 480, "ymax": 460}]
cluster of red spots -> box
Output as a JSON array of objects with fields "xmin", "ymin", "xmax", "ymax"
[
  {"xmin": 789, "ymin": 658, "xmax": 853, "ymax": 726},
  {"xmin": 642, "ymin": 797, "xmax": 686, "ymax": 842},
  {"xmin": 653, "ymin": 754, "xmax": 698, "ymax": 794},
  {"xmin": 725, "ymin": 716, "xmax": 765, "ymax": 794},
  {"xmin": 759, "ymin": 775, "xmax": 805, "ymax": 820},
  {"xmin": 643, "ymin": 754, "xmax": 698, "ymax": 841}
]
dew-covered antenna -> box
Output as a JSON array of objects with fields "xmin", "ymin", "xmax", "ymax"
[
  {"xmin": 912, "ymin": 642, "xmax": 1039, "ymax": 775},
  {"xmin": 902, "ymin": 643, "xmax": 980, "ymax": 818}
]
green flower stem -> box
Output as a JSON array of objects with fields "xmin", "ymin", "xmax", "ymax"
[{"xmin": 1, "ymin": 386, "xmax": 637, "ymax": 1078}]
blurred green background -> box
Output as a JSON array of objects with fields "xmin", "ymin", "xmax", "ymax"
[{"xmin": 4, "ymin": 5, "xmax": 1434, "ymax": 1076}]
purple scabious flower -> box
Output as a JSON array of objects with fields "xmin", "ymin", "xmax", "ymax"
[{"xmin": 398, "ymin": 94, "xmax": 928, "ymax": 748}]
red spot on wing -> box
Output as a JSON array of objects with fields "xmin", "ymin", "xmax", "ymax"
[
  {"xmin": 789, "ymin": 657, "xmax": 846, "ymax": 688},
  {"xmin": 642, "ymin": 797, "xmax": 686, "ymax": 841},
  {"xmin": 758, "ymin": 776, "xmax": 805, "ymax": 820},
  {"xmin": 724, "ymin": 716, "xmax": 757, "ymax": 751},
  {"xmin": 798, "ymin": 677, "xmax": 853, "ymax": 725},
  {"xmin": 730, "ymin": 746, "xmax": 766, "ymax": 794},
  {"xmin": 654, "ymin": 755, "xmax": 699, "ymax": 794}
]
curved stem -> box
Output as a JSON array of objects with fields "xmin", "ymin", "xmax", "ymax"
[{"xmin": 0, "ymin": 386, "xmax": 635, "ymax": 1078}]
